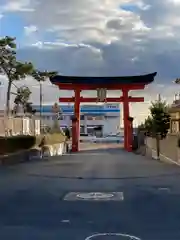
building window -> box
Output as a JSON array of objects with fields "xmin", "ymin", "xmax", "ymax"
[
  {"xmin": 80, "ymin": 115, "xmax": 85, "ymax": 120},
  {"xmin": 52, "ymin": 115, "xmax": 57, "ymax": 120},
  {"xmin": 87, "ymin": 116, "xmax": 94, "ymax": 120},
  {"xmin": 104, "ymin": 116, "xmax": 117, "ymax": 119},
  {"xmin": 87, "ymin": 115, "xmax": 103, "ymax": 120},
  {"xmin": 58, "ymin": 115, "xmax": 64, "ymax": 120},
  {"xmin": 95, "ymin": 116, "xmax": 103, "ymax": 120}
]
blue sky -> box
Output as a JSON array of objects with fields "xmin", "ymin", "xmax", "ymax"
[
  {"xmin": 0, "ymin": 13, "xmax": 26, "ymax": 44},
  {"xmin": 120, "ymin": 3, "xmax": 140, "ymax": 12},
  {"xmin": 0, "ymin": 11, "xmax": 59, "ymax": 47}
]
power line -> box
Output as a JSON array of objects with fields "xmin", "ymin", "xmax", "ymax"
[{"xmin": 12, "ymin": 82, "xmax": 18, "ymax": 89}]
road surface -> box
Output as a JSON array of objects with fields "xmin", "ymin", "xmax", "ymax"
[{"xmin": 0, "ymin": 143, "xmax": 180, "ymax": 239}]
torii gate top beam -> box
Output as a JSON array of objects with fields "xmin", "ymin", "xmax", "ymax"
[{"xmin": 50, "ymin": 72, "xmax": 157, "ymax": 90}]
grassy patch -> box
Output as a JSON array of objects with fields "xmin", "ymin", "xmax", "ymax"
[{"xmin": 35, "ymin": 133, "xmax": 66, "ymax": 147}]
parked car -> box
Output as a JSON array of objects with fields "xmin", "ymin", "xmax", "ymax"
[
  {"xmin": 92, "ymin": 134, "xmax": 124, "ymax": 143},
  {"xmin": 80, "ymin": 133, "xmax": 97, "ymax": 142}
]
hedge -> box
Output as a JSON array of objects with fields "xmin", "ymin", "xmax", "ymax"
[{"xmin": 0, "ymin": 135, "xmax": 36, "ymax": 155}]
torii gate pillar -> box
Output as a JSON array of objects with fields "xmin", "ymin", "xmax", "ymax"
[
  {"xmin": 122, "ymin": 89, "xmax": 130, "ymax": 151},
  {"xmin": 71, "ymin": 89, "xmax": 81, "ymax": 152}
]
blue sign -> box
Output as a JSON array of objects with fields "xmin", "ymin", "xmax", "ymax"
[{"xmin": 33, "ymin": 104, "xmax": 120, "ymax": 114}]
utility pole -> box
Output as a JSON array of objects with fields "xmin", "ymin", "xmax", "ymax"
[
  {"xmin": 158, "ymin": 93, "xmax": 161, "ymax": 101},
  {"xmin": 39, "ymin": 81, "xmax": 42, "ymax": 129}
]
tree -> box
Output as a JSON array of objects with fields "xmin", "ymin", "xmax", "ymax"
[
  {"xmin": 24, "ymin": 102, "xmax": 36, "ymax": 115},
  {"xmin": 13, "ymin": 86, "xmax": 36, "ymax": 116},
  {"xmin": 150, "ymin": 100, "xmax": 170, "ymax": 139},
  {"xmin": 144, "ymin": 116, "xmax": 153, "ymax": 136},
  {"xmin": 143, "ymin": 99, "xmax": 170, "ymax": 159},
  {"xmin": 13, "ymin": 86, "xmax": 31, "ymax": 115},
  {"xmin": 31, "ymin": 70, "xmax": 57, "ymax": 124},
  {"xmin": 0, "ymin": 36, "xmax": 34, "ymax": 116},
  {"xmin": 31, "ymin": 70, "xmax": 57, "ymax": 83},
  {"xmin": 14, "ymin": 86, "xmax": 32, "ymax": 105}
]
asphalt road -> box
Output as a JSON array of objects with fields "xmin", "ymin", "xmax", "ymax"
[{"xmin": 1, "ymin": 143, "xmax": 180, "ymax": 240}]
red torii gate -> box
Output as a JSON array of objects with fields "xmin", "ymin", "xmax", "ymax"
[{"xmin": 50, "ymin": 72, "xmax": 157, "ymax": 152}]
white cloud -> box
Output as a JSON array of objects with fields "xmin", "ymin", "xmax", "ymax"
[
  {"xmin": 23, "ymin": 25, "xmax": 38, "ymax": 44},
  {"xmin": 0, "ymin": 0, "xmax": 35, "ymax": 12},
  {"xmin": 1, "ymin": 0, "xmax": 180, "ymax": 124},
  {"xmin": 24, "ymin": 25, "xmax": 38, "ymax": 36}
]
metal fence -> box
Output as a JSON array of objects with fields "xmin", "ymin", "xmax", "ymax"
[{"xmin": 0, "ymin": 117, "xmax": 40, "ymax": 136}]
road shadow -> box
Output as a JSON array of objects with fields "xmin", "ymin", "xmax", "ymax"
[{"xmin": 78, "ymin": 146, "xmax": 124, "ymax": 155}]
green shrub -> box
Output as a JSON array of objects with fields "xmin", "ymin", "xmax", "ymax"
[{"xmin": 0, "ymin": 135, "xmax": 36, "ymax": 155}]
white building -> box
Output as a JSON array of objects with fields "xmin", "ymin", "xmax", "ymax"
[{"xmin": 32, "ymin": 103, "xmax": 121, "ymax": 136}]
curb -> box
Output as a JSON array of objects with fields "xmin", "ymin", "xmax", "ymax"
[
  {"xmin": 151, "ymin": 149, "xmax": 180, "ymax": 167},
  {"xmin": 0, "ymin": 142, "xmax": 69, "ymax": 166}
]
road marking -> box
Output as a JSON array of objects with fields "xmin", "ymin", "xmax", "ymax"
[
  {"xmin": 85, "ymin": 233, "xmax": 141, "ymax": 240},
  {"xmin": 157, "ymin": 187, "xmax": 170, "ymax": 193},
  {"xmin": 61, "ymin": 220, "xmax": 70, "ymax": 223},
  {"xmin": 77, "ymin": 192, "xmax": 114, "ymax": 200},
  {"xmin": 63, "ymin": 192, "xmax": 124, "ymax": 201}
]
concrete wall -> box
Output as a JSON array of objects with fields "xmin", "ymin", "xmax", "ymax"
[
  {"xmin": 145, "ymin": 134, "xmax": 180, "ymax": 163},
  {"xmin": 103, "ymin": 117, "xmax": 120, "ymax": 135},
  {"xmin": 0, "ymin": 117, "xmax": 40, "ymax": 136}
]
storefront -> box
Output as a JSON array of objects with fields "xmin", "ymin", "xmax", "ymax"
[{"xmin": 32, "ymin": 103, "xmax": 121, "ymax": 136}]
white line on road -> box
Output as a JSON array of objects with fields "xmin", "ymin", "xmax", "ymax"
[
  {"xmin": 63, "ymin": 153, "xmax": 111, "ymax": 156},
  {"xmin": 85, "ymin": 233, "xmax": 141, "ymax": 240}
]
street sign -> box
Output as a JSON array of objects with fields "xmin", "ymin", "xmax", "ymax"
[{"xmin": 97, "ymin": 88, "xmax": 107, "ymax": 102}]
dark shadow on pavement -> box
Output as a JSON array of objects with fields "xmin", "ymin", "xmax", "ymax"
[
  {"xmin": 27, "ymin": 171, "xmax": 180, "ymax": 180},
  {"xmin": 78, "ymin": 147, "xmax": 124, "ymax": 154}
]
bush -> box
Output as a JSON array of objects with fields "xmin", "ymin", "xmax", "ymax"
[{"xmin": 0, "ymin": 135, "xmax": 36, "ymax": 155}]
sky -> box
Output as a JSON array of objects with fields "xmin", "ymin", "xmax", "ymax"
[{"xmin": 0, "ymin": 0, "xmax": 180, "ymax": 125}]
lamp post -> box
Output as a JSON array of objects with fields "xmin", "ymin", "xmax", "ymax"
[
  {"xmin": 173, "ymin": 78, "xmax": 180, "ymax": 133},
  {"xmin": 174, "ymin": 79, "xmax": 180, "ymax": 102},
  {"xmin": 39, "ymin": 81, "xmax": 42, "ymax": 129},
  {"xmin": 30, "ymin": 83, "xmax": 43, "ymax": 130}
]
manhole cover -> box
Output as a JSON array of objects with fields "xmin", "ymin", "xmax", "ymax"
[
  {"xmin": 85, "ymin": 233, "xmax": 141, "ymax": 240},
  {"xmin": 64, "ymin": 192, "xmax": 124, "ymax": 201},
  {"xmin": 77, "ymin": 192, "xmax": 114, "ymax": 200}
]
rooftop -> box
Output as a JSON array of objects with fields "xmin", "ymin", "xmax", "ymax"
[{"xmin": 50, "ymin": 72, "xmax": 157, "ymax": 85}]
